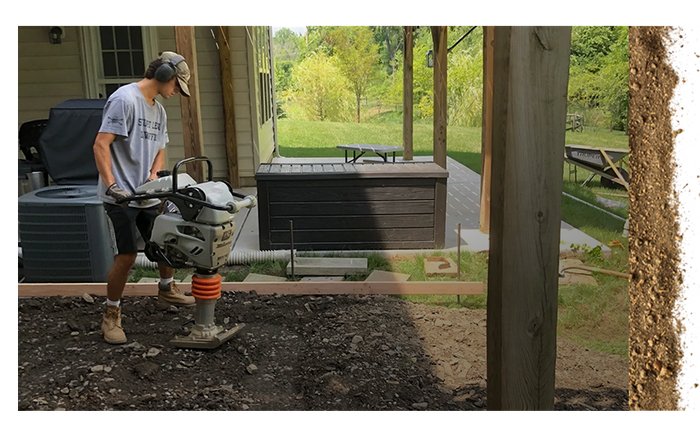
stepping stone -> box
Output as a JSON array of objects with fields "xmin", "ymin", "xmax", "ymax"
[
  {"xmin": 287, "ymin": 257, "xmax": 367, "ymax": 276},
  {"xmin": 299, "ymin": 276, "xmax": 344, "ymax": 282},
  {"xmin": 243, "ymin": 273, "xmax": 287, "ymax": 282},
  {"xmin": 365, "ymin": 270, "xmax": 411, "ymax": 282},
  {"xmin": 424, "ymin": 257, "xmax": 458, "ymax": 277}
]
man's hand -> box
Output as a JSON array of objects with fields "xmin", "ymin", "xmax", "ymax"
[{"xmin": 106, "ymin": 183, "xmax": 131, "ymax": 204}]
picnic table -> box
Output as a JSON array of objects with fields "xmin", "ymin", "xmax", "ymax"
[{"xmin": 336, "ymin": 144, "xmax": 403, "ymax": 163}]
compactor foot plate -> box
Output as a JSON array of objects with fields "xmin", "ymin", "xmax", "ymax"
[{"xmin": 169, "ymin": 323, "xmax": 245, "ymax": 349}]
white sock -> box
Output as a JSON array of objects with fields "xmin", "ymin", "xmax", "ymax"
[
  {"xmin": 106, "ymin": 299, "xmax": 120, "ymax": 307},
  {"xmin": 159, "ymin": 277, "xmax": 174, "ymax": 288}
]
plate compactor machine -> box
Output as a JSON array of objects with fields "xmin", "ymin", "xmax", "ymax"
[{"xmin": 120, "ymin": 157, "xmax": 257, "ymax": 349}]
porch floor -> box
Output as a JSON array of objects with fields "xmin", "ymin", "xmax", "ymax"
[{"xmin": 229, "ymin": 156, "xmax": 610, "ymax": 256}]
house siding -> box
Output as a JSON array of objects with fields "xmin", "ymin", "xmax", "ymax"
[
  {"xmin": 17, "ymin": 26, "xmax": 85, "ymax": 144},
  {"xmin": 17, "ymin": 25, "xmax": 274, "ymax": 187}
]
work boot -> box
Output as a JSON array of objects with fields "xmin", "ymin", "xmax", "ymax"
[
  {"xmin": 102, "ymin": 306, "xmax": 127, "ymax": 344},
  {"xmin": 157, "ymin": 281, "xmax": 195, "ymax": 308}
]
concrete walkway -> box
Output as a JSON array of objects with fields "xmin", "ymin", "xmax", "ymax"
[{"xmin": 230, "ymin": 156, "xmax": 610, "ymax": 256}]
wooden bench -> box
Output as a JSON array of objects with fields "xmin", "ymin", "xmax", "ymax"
[{"xmin": 255, "ymin": 162, "xmax": 448, "ymax": 250}]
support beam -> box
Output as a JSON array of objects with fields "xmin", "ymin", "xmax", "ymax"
[
  {"xmin": 215, "ymin": 26, "xmax": 240, "ymax": 187},
  {"xmin": 402, "ymin": 26, "xmax": 414, "ymax": 161},
  {"xmin": 479, "ymin": 26, "xmax": 495, "ymax": 234},
  {"xmin": 431, "ymin": 26, "xmax": 447, "ymax": 169},
  {"xmin": 486, "ymin": 26, "xmax": 571, "ymax": 410},
  {"xmin": 175, "ymin": 26, "xmax": 205, "ymax": 182},
  {"xmin": 18, "ymin": 281, "xmax": 484, "ymax": 297}
]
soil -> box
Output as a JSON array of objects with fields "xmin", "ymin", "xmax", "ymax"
[
  {"xmin": 18, "ymin": 291, "xmax": 628, "ymax": 411},
  {"xmin": 628, "ymin": 26, "xmax": 683, "ymax": 410}
]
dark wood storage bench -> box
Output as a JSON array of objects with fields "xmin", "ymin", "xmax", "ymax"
[{"xmin": 255, "ymin": 162, "xmax": 448, "ymax": 250}]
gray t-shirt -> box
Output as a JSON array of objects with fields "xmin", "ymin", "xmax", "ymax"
[{"xmin": 97, "ymin": 83, "xmax": 169, "ymax": 206}]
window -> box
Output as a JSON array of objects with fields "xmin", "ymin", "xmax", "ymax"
[
  {"xmin": 79, "ymin": 26, "xmax": 158, "ymax": 99},
  {"xmin": 98, "ymin": 26, "xmax": 145, "ymax": 98},
  {"xmin": 257, "ymin": 27, "xmax": 274, "ymax": 125}
]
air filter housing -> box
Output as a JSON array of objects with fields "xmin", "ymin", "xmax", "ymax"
[{"xmin": 18, "ymin": 185, "xmax": 114, "ymax": 282}]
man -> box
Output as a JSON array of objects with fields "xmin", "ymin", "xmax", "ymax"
[{"xmin": 93, "ymin": 51, "xmax": 195, "ymax": 345}]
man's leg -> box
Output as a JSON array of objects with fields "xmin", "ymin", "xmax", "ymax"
[
  {"xmin": 107, "ymin": 253, "xmax": 137, "ymax": 302},
  {"xmin": 102, "ymin": 205, "xmax": 140, "ymax": 344},
  {"xmin": 158, "ymin": 263, "xmax": 174, "ymax": 283},
  {"xmin": 135, "ymin": 207, "xmax": 195, "ymax": 308},
  {"xmin": 156, "ymin": 261, "xmax": 194, "ymax": 307}
]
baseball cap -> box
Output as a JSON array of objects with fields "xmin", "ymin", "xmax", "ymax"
[{"xmin": 159, "ymin": 51, "xmax": 191, "ymax": 97}]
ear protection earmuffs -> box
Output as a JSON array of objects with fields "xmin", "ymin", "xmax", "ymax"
[{"xmin": 155, "ymin": 54, "xmax": 185, "ymax": 83}]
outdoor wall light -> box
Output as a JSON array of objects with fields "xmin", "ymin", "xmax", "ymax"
[
  {"xmin": 426, "ymin": 50, "xmax": 434, "ymax": 68},
  {"xmin": 49, "ymin": 27, "xmax": 63, "ymax": 45}
]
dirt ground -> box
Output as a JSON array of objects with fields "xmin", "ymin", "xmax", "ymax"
[
  {"xmin": 18, "ymin": 289, "xmax": 628, "ymax": 411},
  {"xmin": 628, "ymin": 26, "xmax": 682, "ymax": 410}
]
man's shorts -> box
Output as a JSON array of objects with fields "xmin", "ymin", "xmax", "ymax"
[{"xmin": 104, "ymin": 203, "xmax": 160, "ymax": 255}]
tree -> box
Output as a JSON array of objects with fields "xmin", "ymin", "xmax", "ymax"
[
  {"xmin": 568, "ymin": 26, "xmax": 629, "ymax": 132},
  {"xmin": 291, "ymin": 51, "xmax": 353, "ymax": 122},
  {"xmin": 328, "ymin": 27, "xmax": 380, "ymax": 123},
  {"xmin": 598, "ymin": 27, "xmax": 629, "ymax": 132},
  {"xmin": 447, "ymin": 50, "xmax": 483, "ymax": 127},
  {"xmin": 371, "ymin": 26, "xmax": 404, "ymax": 75},
  {"xmin": 273, "ymin": 28, "xmax": 301, "ymax": 62}
]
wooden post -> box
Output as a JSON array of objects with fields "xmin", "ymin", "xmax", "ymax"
[
  {"xmin": 431, "ymin": 26, "xmax": 447, "ymax": 169},
  {"xmin": 486, "ymin": 26, "xmax": 571, "ymax": 410},
  {"xmin": 479, "ymin": 26, "xmax": 494, "ymax": 234},
  {"xmin": 402, "ymin": 26, "xmax": 414, "ymax": 161},
  {"xmin": 175, "ymin": 26, "xmax": 204, "ymax": 182},
  {"xmin": 215, "ymin": 26, "xmax": 240, "ymax": 188}
]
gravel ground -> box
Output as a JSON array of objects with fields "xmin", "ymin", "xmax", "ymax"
[{"xmin": 18, "ymin": 291, "xmax": 628, "ymax": 411}]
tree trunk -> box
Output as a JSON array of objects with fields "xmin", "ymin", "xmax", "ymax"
[
  {"xmin": 383, "ymin": 26, "xmax": 396, "ymax": 75},
  {"xmin": 356, "ymin": 93, "xmax": 361, "ymax": 123}
]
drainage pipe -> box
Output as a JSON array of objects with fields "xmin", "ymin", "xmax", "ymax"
[{"xmin": 134, "ymin": 249, "xmax": 293, "ymax": 269}]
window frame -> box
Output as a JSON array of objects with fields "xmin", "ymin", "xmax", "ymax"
[{"xmin": 79, "ymin": 26, "xmax": 159, "ymax": 99}]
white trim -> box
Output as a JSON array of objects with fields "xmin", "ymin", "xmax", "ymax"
[{"xmin": 78, "ymin": 26, "xmax": 159, "ymax": 99}]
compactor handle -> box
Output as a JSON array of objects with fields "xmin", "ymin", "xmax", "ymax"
[
  {"xmin": 172, "ymin": 157, "xmax": 213, "ymax": 192},
  {"xmin": 226, "ymin": 195, "xmax": 257, "ymax": 213}
]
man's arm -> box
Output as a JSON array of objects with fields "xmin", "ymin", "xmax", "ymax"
[
  {"xmin": 93, "ymin": 132, "xmax": 117, "ymax": 187},
  {"xmin": 149, "ymin": 148, "xmax": 166, "ymax": 181}
]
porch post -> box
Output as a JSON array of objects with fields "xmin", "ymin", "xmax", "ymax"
[
  {"xmin": 486, "ymin": 26, "xmax": 572, "ymax": 410},
  {"xmin": 175, "ymin": 26, "xmax": 205, "ymax": 182}
]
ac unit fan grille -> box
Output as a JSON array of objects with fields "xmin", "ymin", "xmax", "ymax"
[
  {"xmin": 21, "ymin": 241, "xmax": 91, "ymax": 252},
  {"xmin": 24, "ymin": 267, "xmax": 95, "ymax": 281},
  {"xmin": 20, "ymin": 205, "xmax": 88, "ymax": 217}
]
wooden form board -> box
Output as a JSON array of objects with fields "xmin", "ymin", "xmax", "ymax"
[{"xmin": 18, "ymin": 281, "xmax": 484, "ymax": 298}]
